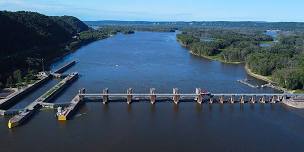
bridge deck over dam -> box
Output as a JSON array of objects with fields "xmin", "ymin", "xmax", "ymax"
[{"xmin": 79, "ymin": 88, "xmax": 304, "ymax": 105}]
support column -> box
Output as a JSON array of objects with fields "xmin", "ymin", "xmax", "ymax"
[
  {"xmin": 240, "ymin": 96, "xmax": 245, "ymax": 104},
  {"xmin": 102, "ymin": 88, "xmax": 109, "ymax": 104},
  {"xmin": 276, "ymin": 96, "xmax": 281, "ymax": 102},
  {"xmin": 173, "ymin": 88, "xmax": 180, "ymax": 104},
  {"xmin": 127, "ymin": 88, "xmax": 133, "ymax": 104},
  {"xmin": 219, "ymin": 96, "xmax": 224, "ymax": 104},
  {"xmin": 229, "ymin": 95, "xmax": 235, "ymax": 104},
  {"xmin": 250, "ymin": 95, "xmax": 256, "ymax": 104},
  {"xmin": 209, "ymin": 97, "xmax": 213, "ymax": 104},
  {"xmin": 150, "ymin": 88, "xmax": 156, "ymax": 104},
  {"xmin": 278, "ymin": 96, "xmax": 283, "ymax": 101},
  {"xmin": 195, "ymin": 88, "xmax": 203, "ymax": 104},
  {"xmin": 259, "ymin": 96, "xmax": 266, "ymax": 104},
  {"xmin": 270, "ymin": 96, "xmax": 276, "ymax": 104},
  {"xmin": 282, "ymin": 95, "xmax": 287, "ymax": 102},
  {"xmin": 79, "ymin": 88, "xmax": 85, "ymax": 101}
]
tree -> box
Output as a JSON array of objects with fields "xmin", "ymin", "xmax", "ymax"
[
  {"xmin": 13, "ymin": 70, "xmax": 23, "ymax": 84},
  {"xmin": 6, "ymin": 76, "xmax": 13, "ymax": 88}
]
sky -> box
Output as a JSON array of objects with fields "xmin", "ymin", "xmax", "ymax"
[{"xmin": 0, "ymin": 0, "xmax": 303, "ymax": 22}]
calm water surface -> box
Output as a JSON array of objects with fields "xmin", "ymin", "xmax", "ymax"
[{"xmin": 1, "ymin": 32, "xmax": 304, "ymax": 152}]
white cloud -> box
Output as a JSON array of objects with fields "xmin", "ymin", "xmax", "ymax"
[{"xmin": 0, "ymin": 0, "xmax": 66, "ymax": 13}]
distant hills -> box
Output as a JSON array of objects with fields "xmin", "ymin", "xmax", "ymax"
[{"xmin": 86, "ymin": 20, "xmax": 304, "ymax": 30}]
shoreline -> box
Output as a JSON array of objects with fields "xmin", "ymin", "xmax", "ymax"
[
  {"xmin": 177, "ymin": 40, "xmax": 300, "ymax": 93},
  {"xmin": 189, "ymin": 51, "xmax": 242, "ymax": 64},
  {"xmin": 244, "ymin": 65, "xmax": 274, "ymax": 83},
  {"xmin": 177, "ymin": 39, "xmax": 241, "ymax": 64}
]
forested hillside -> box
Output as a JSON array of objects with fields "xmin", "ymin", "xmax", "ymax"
[
  {"xmin": 0, "ymin": 11, "xmax": 109, "ymax": 88},
  {"xmin": 177, "ymin": 29, "xmax": 304, "ymax": 91}
]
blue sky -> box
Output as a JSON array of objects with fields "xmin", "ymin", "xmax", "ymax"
[{"xmin": 0, "ymin": 0, "xmax": 303, "ymax": 21}]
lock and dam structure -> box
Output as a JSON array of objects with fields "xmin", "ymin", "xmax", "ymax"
[{"xmin": 2, "ymin": 60, "xmax": 304, "ymax": 129}]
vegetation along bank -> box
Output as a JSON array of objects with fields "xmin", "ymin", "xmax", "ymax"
[{"xmin": 177, "ymin": 28, "xmax": 304, "ymax": 92}]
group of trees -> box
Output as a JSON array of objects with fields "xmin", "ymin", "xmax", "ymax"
[
  {"xmin": 177, "ymin": 29, "xmax": 272, "ymax": 62},
  {"xmin": 247, "ymin": 36, "xmax": 304, "ymax": 90},
  {"xmin": 0, "ymin": 11, "xmax": 114, "ymax": 89},
  {"xmin": 5, "ymin": 69, "xmax": 36, "ymax": 88},
  {"xmin": 96, "ymin": 25, "xmax": 176, "ymax": 33},
  {"xmin": 177, "ymin": 29, "xmax": 304, "ymax": 90}
]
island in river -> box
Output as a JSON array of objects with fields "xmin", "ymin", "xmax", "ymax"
[{"xmin": 175, "ymin": 28, "xmax": 304, "ymax": 93}]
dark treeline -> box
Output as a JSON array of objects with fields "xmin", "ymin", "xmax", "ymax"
[
  {"xmin": 0, "ymin": 11, "xmax": 120, "ymax": 89},
  {"xmin": 177, "ymin": 29, "xmax": 304, "ymax": 90},
  {"xmin": 86, "ymin": 21, "xmax": 304, "ymax": 31},
  {"xmin": 96, "ymin": 25, "xmax": 177, "ymax": 33}
]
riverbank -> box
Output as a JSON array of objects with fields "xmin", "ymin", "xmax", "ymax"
[
  {"xmin": 189, "ymin": 50, "xmax": 242, "ymax": 64},
  {"xmin": 177, "ymin": 39, "xmax": 242, "ymax": 64},
  {"xmin": 177, "ymin": 40, "xmax": 302, "ymax": 93},
  {"xmin": 244, "ymin": 65, "xmax": 274, "ymax": 83}
]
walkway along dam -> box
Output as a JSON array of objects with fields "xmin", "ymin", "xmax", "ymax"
[
  {"xmin": 7, "ymin": 85, "xmax": 304, "ymax": 129},
  {"xmin": 56, "ymin": 88, "xmax": 302, "ymax": 121}
]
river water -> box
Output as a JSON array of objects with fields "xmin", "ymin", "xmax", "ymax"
[{"xmin": 1, "ymin": 32, "xmax": 304, "ymax": 152}]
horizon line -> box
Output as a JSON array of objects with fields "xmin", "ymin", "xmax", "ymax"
[{"xmin": 84, "ymin": 20, "xmax": 304, "ymax": 23}]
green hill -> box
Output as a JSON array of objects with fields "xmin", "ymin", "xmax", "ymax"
[{"xmin": 0, "ymin": 11, "xmax": 91, "ymax": 87}]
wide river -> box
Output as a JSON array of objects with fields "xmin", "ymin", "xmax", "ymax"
[{"xmin": 1, "ymin": 32, "xmax": 304, "ymax": 152}]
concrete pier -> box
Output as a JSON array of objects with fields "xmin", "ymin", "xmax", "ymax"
[
  {"xmin": 229, "ymin": 95, "xmax": 235, "ymax": 104},
  {"xmin": 173, "ymin": 88, "xmax": 180, "ymax": 104},
  {"xmin": 0, "ymin": 74, "xmax": 51, "ymax": 109},
  {"xmin": 195, "ymin": 88, "xmax": 203, "ymax": 104},
  {"xmin": 270, "ymin": 96, "xmax": 276, "ymax": 104},
  {"xmin": 102, "ymin": 88, "xmax": 109, "ymax": 104},
  {"xmin": 57, "ymin": 88, "xmax": 85, "ymax": 121},
  {"xmin": 209, "ymin": 97, "xmax": 213, "ymax": 104},
  {"xmin": 150, "ymin": 88, "xmax": 156, "ymax": 104},
  {"xmin": 127, "ymin": 88, "xmax": 133, "ymax": 104},
  {"xmin": 7, "ymin": 72, "xmax": 79, "ymax": 128},
  {"xmin": 250, "ymin": 96, "xmax": 256, "ymax": 104},
  {"xmin": 53, "ymin": 60, "xmax": 76, "ymax": 74},
  {"xmin": 0, "ymin": 109, "xmax": 22, "ymax": 116},
  {"xmin": 40, "ymin": 102, "xmax": 71, "ymax": 109},
  {"xmin": 219, "ymin": 96, "xmax": 224, "ymax": 104},
  {"xmin": 240, "ymin": 96, "xmax": 245, "ymax": 104},
  {"xmin": 259, "ymin": 96, "xmax": 266, "ymax": 104}
]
